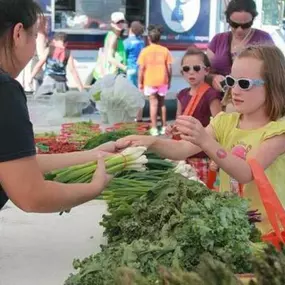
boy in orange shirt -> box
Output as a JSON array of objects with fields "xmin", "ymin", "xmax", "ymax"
[{"xmin": 138, "ymin": 25, "xmax": 173, "ymax": 136}]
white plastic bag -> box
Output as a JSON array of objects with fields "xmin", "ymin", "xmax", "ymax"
[
  {"xmin": 89, "ymin": 74, "xmax": 116, "ymax": 102},
  {"xmin": 89, "ymin": 74, "xmax": 145, "ymax": 124},
  {"xmin": 52, "ymin": 91, "xmax": 90, "ymax": 117}
]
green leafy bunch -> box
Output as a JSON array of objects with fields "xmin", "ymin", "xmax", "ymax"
[{"xmin": 66, "ymin": 174, "xmax": 254, "ymax": 285}]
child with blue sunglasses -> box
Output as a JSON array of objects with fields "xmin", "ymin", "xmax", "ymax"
[{"xmin": 117, "ymin": 44, "xmax": 285, "ymax": 235}]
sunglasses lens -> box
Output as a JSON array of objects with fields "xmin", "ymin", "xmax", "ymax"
[
  {"xmin": 229, "ymin": 19, "xmax": 252, "ymax": 29},
  {"xmin": 226, "ymin": 76, "xmax": 235, "ymax": 87},
  {"xmin": 182, "ymin": 66, "xmax": 190, "ymax": 72},
  {"xmin": 238, "ymin": 79, "xmax": 251, "ymax": 89},
  {"xmin": 193, "ymin": 65, "xmax": 201, "ymax": 72},
  {"xmin": 229, "ymin": 20, "xmax": 239, "ymax": 28},
  {"xmin": 241, "ymin": 21, "xmax": 253, "ymax": 29}
]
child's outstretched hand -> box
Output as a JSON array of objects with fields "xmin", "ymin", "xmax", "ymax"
[
  {"xmin": 165, "ymin": 125, "xmax": 174, "ymax": 137},
  {"xmin": 175, "ymin": 116, "xmax": 209, "ymax": 147}
]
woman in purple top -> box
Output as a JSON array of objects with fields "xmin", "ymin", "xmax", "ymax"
[{"xmin": 206, "ymin": 0, "xmax": 274, "ymax": 92}]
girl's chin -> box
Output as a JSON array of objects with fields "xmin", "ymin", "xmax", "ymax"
[{"xmin": 188, "ymin": 79, "xmax": 201, "ymax": 86}]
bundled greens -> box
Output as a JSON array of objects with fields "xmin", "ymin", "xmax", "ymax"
[
  {"xmin": 83, "ymin": 129, "xmax": 139, "ymax": 150},
  {"xmin": 47, "ymin": 147, "xmax": 148, "ymax": 184},
  {"xmin": 115, "ymin": 254, "xmax": 243, "ymax": 285},
  {"xmin": 65, "ymin": 174, "xmax": 255, "ymax": 285},
  {"xmin": 249, "ymin": 244, "xmax": 285, "ymax": 285},
  {"xmin": 66, "ymin": 244, "xmax": 285, "ymax": 285}
]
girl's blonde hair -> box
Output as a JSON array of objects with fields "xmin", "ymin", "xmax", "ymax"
[{"xmin": 237, "ymin": 45, "xmax": 285, "ymax": 121}]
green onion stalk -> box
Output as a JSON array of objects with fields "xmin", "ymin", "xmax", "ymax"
[
  {"xmin": 54, "ymin": 147, "xmax": 148, "ymax": 215},
  {"xmin": 52, "ymin": 147, "xmax": 148, "ymax": 184}
]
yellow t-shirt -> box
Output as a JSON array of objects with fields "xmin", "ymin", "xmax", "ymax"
[{"xmin": 211, "ymin": 112, "xmax": 285, "ymax": 233}]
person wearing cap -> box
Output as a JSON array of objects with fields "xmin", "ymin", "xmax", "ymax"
[{"xmin": 93, "ymin": 11, "xmax": 127, "ymax": 80}]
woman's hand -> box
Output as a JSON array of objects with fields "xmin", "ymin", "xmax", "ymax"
[
  {"xmin": 175, "ymin": 116, "xmax": 210, "ymax": 148},
  {"xmin": 91, "ymin": 155, "xmax": 113, "ymax": 195},
  {"xmin": 94, "ymin": 140, "xmax": 130, "ymax": 154},
  {"xmin": 116, "ymin": 135, "xmax": 157, "ymax": 149},
  {"xmin": 212, "ymin": 74, "xmax": 226, "ymax": 92},
  {"xmin": 95, "ymin": 141, "xmax": 118, "ymax": 154}
]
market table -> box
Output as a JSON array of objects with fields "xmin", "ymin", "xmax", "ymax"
[{"xmin": 0, "ymin": 200, "xmax": 107, "ymax": 285}]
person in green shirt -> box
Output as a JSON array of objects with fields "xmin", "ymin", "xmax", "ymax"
[{"xmin": 93, "ymin": 12, "xmax": 127, "ymax": 80}]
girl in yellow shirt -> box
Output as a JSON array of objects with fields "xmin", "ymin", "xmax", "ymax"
[{"xmin": 117, "ymin": 45, "xmax": 285, "ymax": 234}]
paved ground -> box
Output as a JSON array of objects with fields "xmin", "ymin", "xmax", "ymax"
[{"xmin": 0, "ymin": 201, "xmax": 107, "ymax": 285}]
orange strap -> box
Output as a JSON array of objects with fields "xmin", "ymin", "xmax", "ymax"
[
  {"xmin": 247, "ymin": 158, "xmax": 285, "ymax": 243},
  {"xmin": 207, "ymin": 169, "xmax": 217, "ymax": 189},
  {"xmin": 173, "ymin": 83, "xmax": 211, "ymax": 141},
  {"xmin": 183, "ymin": 83, "xmax": 211, "ymax": 116}
]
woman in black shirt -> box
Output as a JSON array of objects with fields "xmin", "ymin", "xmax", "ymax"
[{"xmin": 0, "ymin": 0, "xmax": 125, "ymax": 212}]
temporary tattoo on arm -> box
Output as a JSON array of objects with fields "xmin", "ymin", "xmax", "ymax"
[{"xmin": 216, "ymin": 149, "xmax": 227, "ymax": 159}]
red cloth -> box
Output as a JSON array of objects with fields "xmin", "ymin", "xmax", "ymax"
[{"xmin": 187, "ymin": 157, "xmax": 210, "ymax": 184}]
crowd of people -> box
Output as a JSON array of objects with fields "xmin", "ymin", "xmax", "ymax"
[{"xmin": 0, "ymin": 0, "xmax": 285, "ymax": 238}]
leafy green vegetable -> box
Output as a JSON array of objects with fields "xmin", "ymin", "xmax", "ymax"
[
  {"xmin": 114, "ymin": 254, "xmax": 243, "ymax": 285},
  {"xmin": 83, "ymin": 130, "xmax": 138, "ymax": 150},
  {"xmin": 249, "ymin": 244, "xmax": 285, "ymax": 285},
  {"xmin": 65, "ymin": 174, "xmax": 255, "ymax": 285}
]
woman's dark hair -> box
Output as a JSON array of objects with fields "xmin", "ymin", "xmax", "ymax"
[
  {"xmin": 147, "ymin": 24, "xmax": 163, "ymax": 43},
  {"xmin": 0, "ymin": 0, "xmax": 42, "ymax": 51},
  {"xmin": 181, "ymin": 46, "xmax": 211, "ymax": 67},
  {"xmin": 225, "ymin": 0, "xmax": 258, "ymax": 20}
]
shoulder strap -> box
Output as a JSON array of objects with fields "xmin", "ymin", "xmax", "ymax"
[
  {"xmin": 173, "ymin": 83, "xmax": 211, "ymax": 141},
  {"xmin": 63, "ymin": 49, "xmax": 71, "ymax": 65},
  {"xmin": 183, "ymin": 83, "xmax": 211, "ymax": 116},
  {"xmin": 228, "ymin": 32, "xmax": 233, "ymax": 66},
  {"xmin": 105, "ymin": 31, "xmax": 118, "ymax": 51},
  {"xmin": 48, "ymin": 45, "xmax": 55, "ymax": 58},
  {"xmin": 247, "ymin": 158, "xmax": 285, "ymax": 244}
]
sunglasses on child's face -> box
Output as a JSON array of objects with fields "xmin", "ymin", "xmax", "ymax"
[
  {"xmin": 225, "ymin": 75, "xmax": 264, "ymax": 91},
  {"xmin": 228, "ymin": 19, "xmax": 253, "ymax": 29},
  {"xmin": 182, "ymin": 65, "xmax": 205, "ymax": 73}
]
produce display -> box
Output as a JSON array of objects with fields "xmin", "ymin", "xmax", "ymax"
[
  {"xmin": 250, "ymin": 244, "xmax": 285, "ymax": 285},
  {"xmin": 82, "ymin": 129, "xmax": 141, "ymax": 150},
  {"xmin": 36, "ymin": 127, "xmax": 283, "ymax": 285},
  {"xmin": 64, "ymin": 174, "xmax": 261, "ymax": 285},
  {"xmin": 36, "ymin": 139, "xmax": 80, "ymax": 154},
  {"xmin": 114, "ymin": 255, "xmax": 245, "ymax": 285},
  {"xmin": 59, "ymin": 121, "xmax": 101, "ymax": 145},
  {"xmin": 35, "ymin": 122, "xmax": 149, "ymax": 154},
  {"xmin": 59, "ymin": 121, "xmax": 149, "ymax": 145},
  {"xmin": 112, "ymin": 245, "xmax": 285, "ymax": 285},
  {"xmin": 35, "ymin": 131, "xmax": 57, "ymax": 140}
]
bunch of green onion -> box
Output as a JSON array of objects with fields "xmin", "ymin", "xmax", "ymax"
[{"xmin": 51, "ymin": 147, "xmax": 148, "ymax": 184}]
